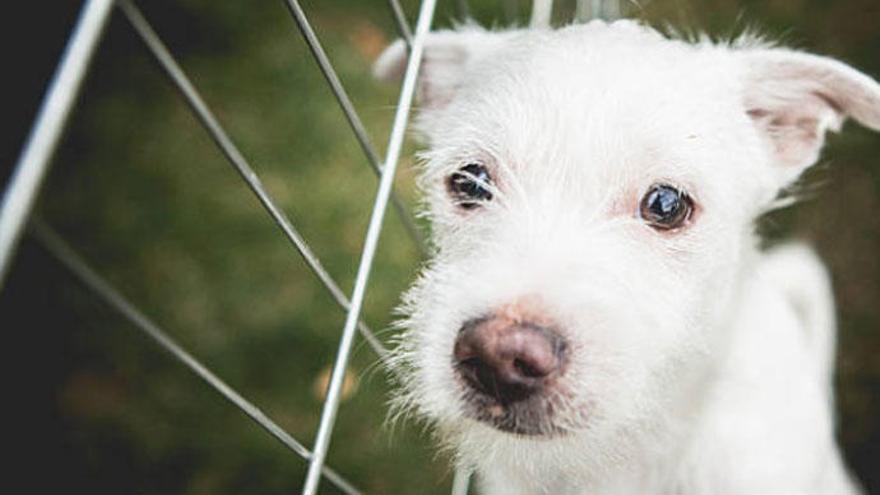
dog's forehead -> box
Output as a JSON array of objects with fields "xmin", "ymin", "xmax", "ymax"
[
  {"xmin": 432, "ymin": 22, "xmax": 749, "ymax": 182},
  {"xmin": 469, "ymin": 22, "xmax": 734, "ymax": 113}
]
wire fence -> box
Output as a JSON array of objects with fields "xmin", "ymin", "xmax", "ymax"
[{"xmin": 1, "ymin": 1, "xmax": 620, "ymax": 493}]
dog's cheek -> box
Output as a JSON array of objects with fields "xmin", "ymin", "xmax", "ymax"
[
  {"xmin": 588, "ymin": 244, "xmax": 710, "ymax": 411},
  {"xmin": 400, "ymin": 271, "xmax": 477, "ymax": 423},
  {"xmin": 615, "ymin": 232, "xmax": 745, "ymax": 415}
]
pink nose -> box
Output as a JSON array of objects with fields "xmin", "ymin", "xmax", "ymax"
[{"xmin": 453, "ymin": 317, "xmax": 566, "ymax": 404}]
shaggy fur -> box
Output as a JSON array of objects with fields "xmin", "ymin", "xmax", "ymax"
[{"xmin": 375, "ymin": 19, "xmax": 880, "ymax": 494}]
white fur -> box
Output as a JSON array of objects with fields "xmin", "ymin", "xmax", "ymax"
[{"xmin": 376, "ymin": 19, "xmax": 880, "ymax": 494}]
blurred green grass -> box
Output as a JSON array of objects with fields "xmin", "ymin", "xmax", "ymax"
[{"xmin": 3, "ymin": 0, "xmax": 879, "ymax": 493}]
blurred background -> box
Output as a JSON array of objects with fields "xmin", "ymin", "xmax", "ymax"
[{"xmin": 1, "ymin": 0, "xmax": 878, "ymax": 493}]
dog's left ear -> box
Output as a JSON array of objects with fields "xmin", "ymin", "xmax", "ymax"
[
  {"xmin": 741, "ymin": 49, "xmax": 880, "ymax": 186},
  {"xmin": 373, "ymin": 28, "xmax": 509, "ymax": 110}
]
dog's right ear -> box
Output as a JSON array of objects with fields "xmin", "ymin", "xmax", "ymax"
[
  {"xmin": 740, "ymin": 49, "xmax": 880, "ymax": 188},
  {"xmin": 373, "ymin": 29, "xmax": 508, "ymax": 110}
]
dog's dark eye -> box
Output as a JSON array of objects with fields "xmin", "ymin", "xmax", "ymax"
[
  {"xmin": 639, "ymin": 184, "xmax": 693, "ymax": 230},
  {"xmin": 448, "ymin": 163, "xmax": 493, "ymax": 209}
]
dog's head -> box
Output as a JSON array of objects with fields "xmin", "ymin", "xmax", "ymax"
[{"xmin": 376, "ymin": 20, "xmax": 880, "ymax": 475}]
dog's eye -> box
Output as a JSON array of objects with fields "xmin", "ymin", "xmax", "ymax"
[
  {"xmin": 639, "ymin": 184, "xmax": 693, "ymax": 230},
  {"xmin": 448, "ymin": 163, "xmax": 493, "ymax": 209}
]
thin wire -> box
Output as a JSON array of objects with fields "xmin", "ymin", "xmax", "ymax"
[
  {"xmin": 451, "ymin": 466, "xmax": 471, "ymax": 495},
  {"xmin": 502, "ymin": 0, "xmax": 519, "ymax": 24},
  {"xmin": 604, "ymin": 0, "xmax": 622, "ymax": 19},
  {"xmin": 457, "ymin": 0, "xmax": 471, "ymax": 18},
  {"xmin": 30, "ymin": 220, "xmax": 361, "ymax": 495},
  {"xmin": 575, "ymin": 0, "xmax": 592, "ymax": 21},
  {"xmin": 300, "ymin": 0, "xmax": 437, "ymax": 493},
  {"xmin": 386, "ymin": 0, "xmax": 414, "ymax": 47},
  {"xmin": 281, "ymin": 0, "xmax": 427, "ymax": 256},
  {"xmin": 583, "ymin": 0, "xmax": 622, "ymax": 20},
  {"xmin": 530, "ymin": 0, "xmax": 553, "ymax": 27},
  {"xmin": 575, "ymin": 1, "xmax": 623, "ymax": 22},
  {"xmin": 117, "ymin": 0, "xmax": 388, "ymax": 360},
  {"xmin": 0, "ymin": 0, "xmax": 114, "ymax": 289}
]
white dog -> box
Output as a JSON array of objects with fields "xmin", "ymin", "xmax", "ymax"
[{"xmin": 374, "ymin": 19, "xmax": 880, "ymax": 494}]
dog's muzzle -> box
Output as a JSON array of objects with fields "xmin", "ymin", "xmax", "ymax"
[{"xmin": 453, "ymin": 314, "xmax": 568, "ymax": 435}]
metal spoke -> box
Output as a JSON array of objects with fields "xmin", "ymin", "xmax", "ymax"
[
  {"xmin": 451, "ymin": 466, "xmax": 472, "ymax": 495},
  {"xmin": 117, "ymin": 0, "xmax": 388, "ymax": 359},
  {"xmin": 577, "ymin": 0, "xmax": 622, "ymax": 21},
  {"xmin": 301, "ymin": 0, "xmax": 437, "ymax": 493},
  {"xmin": 282, "ymin": 0, "xmax": 427, "ymax": 256},
  {"xmin": 575, "ymin": 0, "xmax": 592, "ymax": 21},
  {"xmin": 0, "ymin": 0, "xmax": 114, "ymax": 289},
  {"xmin": 457, "ymin": 0, "xmax": 471, "ymax": 18},
  {"xmin": 530, "ymin": 0, "xmax": 553, "ymax": 27},
  {"xmin": 386, "ymin": 0, "xmax": 414, "ymax": 47},
  {"xmin": 30, "ymin": 220, "xmax": 361, "ymax": 495},
  {"xmin": 502, "ymin": 0, "xmax": 519, "ymax": 24},
  {"xmin": 602, "ymin": 0, "xmax": 621, "ymax": 20}
]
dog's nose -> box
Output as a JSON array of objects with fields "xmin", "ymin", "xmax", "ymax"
[{"xmin": 453, "ymin": 317, "xmax": 566, "ymax": 404}]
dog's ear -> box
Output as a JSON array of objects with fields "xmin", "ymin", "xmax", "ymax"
[
  {"xmin": 373, "ymin": 29, "xmax": 507, "ymax": 110},
  {"xmin": 741, "ymin": 49, "xmax": 880, "ymax": 186}
]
